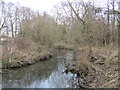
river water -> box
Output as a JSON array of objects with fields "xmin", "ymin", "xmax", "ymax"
[{"xmin": 2, "ymin": 50, "xmax": 75, "ymax": 88}]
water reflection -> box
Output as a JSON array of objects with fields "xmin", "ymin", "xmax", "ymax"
[{"xmin": 2, "ymin": 50, "xmax": 74, "ymax": 88}]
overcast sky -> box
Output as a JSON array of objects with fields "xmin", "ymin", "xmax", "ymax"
[
  {"xmin": 3, "ymin": 0, "xmax": 109, "ymax": 14},
  {"xmin": 4, "ymin": 0, "xmax": 62, "ymax": 13}
]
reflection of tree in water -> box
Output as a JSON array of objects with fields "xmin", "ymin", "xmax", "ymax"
[
  {"xmin": 2, "ymin": 58, "xmax": 59, "ymax": 88},
  {"xmin": 2, "ymin": 50, "xmax": 74, "ymax": 88},
  {"xmin": 44, "ymin": 64, "xmax": 73, "ymax": 88}
]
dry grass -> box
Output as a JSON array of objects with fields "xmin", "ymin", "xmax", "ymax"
[
  {"xmin": 2, "ymin": 40, "xmax": 51, "ymax": 65},
  {"xmin": 54, "ymin": 42, "xmax": 74, "ymax": 49},
  {"xmin": 74, "ymin": 44, "xmax": 118, "ymax": 88}
]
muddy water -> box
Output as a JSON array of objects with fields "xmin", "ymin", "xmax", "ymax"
[{"xmin": 2, "ymin": 50, "xmax": 75, "ymax": 88}]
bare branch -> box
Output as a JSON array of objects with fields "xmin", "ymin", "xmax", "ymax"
[{"xmin": 67, "ymin": 0, "xmax": 85, "ymax": 25}]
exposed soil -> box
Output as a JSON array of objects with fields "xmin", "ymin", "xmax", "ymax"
[{"xmin": 69, "ymin": 45, "xmax": 119, "ymax": 88}]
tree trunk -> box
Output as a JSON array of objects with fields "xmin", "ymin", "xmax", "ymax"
[{"xmin": 10, "ymin": 20, "xmax": 14, "ymax": 38}]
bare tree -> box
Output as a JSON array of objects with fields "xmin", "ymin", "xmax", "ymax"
[
  {"xmin": 107, "ymin": 0, "xmax": 110, "ymax": 26},
  {"xmin": 0, "ymin": 0, "xmax": 6, "ymax": 37}
]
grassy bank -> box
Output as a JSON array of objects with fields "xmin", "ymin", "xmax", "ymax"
[
  {"xmin": 2, "ymin": 51, "xmax": 53, "ymax": 69},
  {"xmin": 1, "ymin": 0, "xmax": 119, "ymax": 88},
  {"xmin": 62, "ymin": 44, "xmax": 118, "ymax": 88},
  {"xmin": 1, "ymin": 40, "xmax": 119, "ymax": 88},
  {"xmin": 2, "ymin": 45, "xmax": 54, "ymax": 70},
  {"xmin": 1, "ymin": 42, "xmax": 73, "ymax": 70}
]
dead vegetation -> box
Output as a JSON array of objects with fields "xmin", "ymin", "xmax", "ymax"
[
  {"xmin": 0, "ymin": 0, "xmax": 119, "ymax": 88},
  {"xmin": 69, "ymin": 44, "xmax": 119, "ymax": 88}
]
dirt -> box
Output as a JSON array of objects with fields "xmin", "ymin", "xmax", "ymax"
[
  {"xmin": 65, "ymin": 45, "xmax": 119, "ymax": 88},
  {"xmin": 86, "ymin": 46, "xmax": 119, "ymax": 88}
]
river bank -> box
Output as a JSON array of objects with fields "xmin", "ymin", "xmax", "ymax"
[
  {"xmin": 1, "ymin": 43, "xmax": 73, "ymax": 73},
  {"xmin": 1, "ymin": 43, "xmax": 119, "ymax": 88},
  {"xmin": 2, "ymin": 50, "xmax": 75, "ymax": 88},
  {"xmin": 2, "ymin": 52, "xmax": 53, "ymax": 69},
  {"xmin": 1, "ymin": 46, "xmax": 54, "ymax": 73},
  {"xmin": 65, "ymin": 44, "xmax": 119, "ymax": 88}
]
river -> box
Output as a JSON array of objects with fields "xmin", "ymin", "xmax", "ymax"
[{"xmin": 2, "ymin": 50, "xmax": 75, "ymax": 88}]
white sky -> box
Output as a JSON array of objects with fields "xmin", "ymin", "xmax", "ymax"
[
  {"xmin": 4, "ymin": 0, "xmax": 63, "ymax": 13},
  {"xmin": 3, "ymin": 0, "xmax": 109, "ymax": 14}
]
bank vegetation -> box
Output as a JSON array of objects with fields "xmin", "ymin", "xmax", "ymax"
[{"xmin": 0, "ymin": 0, "xmax": 119, "ymax": 88}]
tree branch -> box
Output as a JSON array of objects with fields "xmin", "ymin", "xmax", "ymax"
[{"xmin": 67, "ymin": 0, "xmax": 85, "ymax": 25}]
